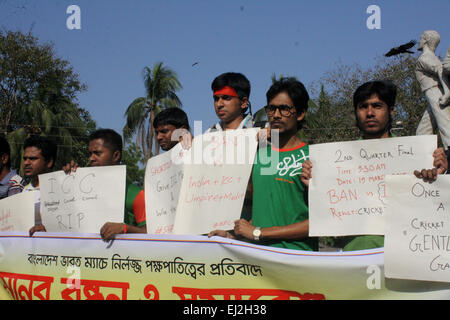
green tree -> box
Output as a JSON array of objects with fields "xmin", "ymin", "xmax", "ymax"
[
  {"xmin": 121, "ymin": 140, "xmax": 146, "ymax": 188},
  {"xmin": 302, "ymin": 83, "xmax": 359, "ymax": 144},
  {"xmin": 123, "ymin": 62, "xmax": 182, "ymax": 159},
  {"xmin": 0, "ymin": 30, "xmax": 95, "ymax": 171},
  {"xmin": 305, "ymin": 54, "xmax": 426, "ymax": 146}
]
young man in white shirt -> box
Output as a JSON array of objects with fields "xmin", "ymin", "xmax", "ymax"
[
  {"xmin": 23, "ymin": 136, "xmax": 57, "ymax": 234},
  {"xmin": 207, "ymin": 72, "xmax": 253, "ymax": 132}
]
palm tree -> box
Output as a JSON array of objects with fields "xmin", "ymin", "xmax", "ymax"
[
  {"xmin": 6, "ymin": 71, "xmax": 94, "ymax": 171},
  {"xmin": 123, "ymin": 62, "xmax": 182, "ymax": 159}
]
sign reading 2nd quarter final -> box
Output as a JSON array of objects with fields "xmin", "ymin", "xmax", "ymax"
[{"xmin": 308, "ymin": 135, "xmax": 436, "ymax": 236}]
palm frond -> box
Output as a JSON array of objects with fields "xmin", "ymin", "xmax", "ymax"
[{"xmin": 124, "ymin": 61, "xmax": 183, "ymax": 158}]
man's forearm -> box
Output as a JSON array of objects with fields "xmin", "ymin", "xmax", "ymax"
[
  {"xmin": 259, "ymin": 220, "xmax": 309, "ymax": 240},
  {"xmin": 126, "ymin": 224, "xmax": 147, "ymax": 234}
]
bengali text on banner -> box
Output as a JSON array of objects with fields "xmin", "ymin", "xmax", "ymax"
[{"xmin": 1, "ymin": 232, "xmax": 450, "ymax": 300}]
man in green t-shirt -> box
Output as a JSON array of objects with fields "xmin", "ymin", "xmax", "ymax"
[
  {"xmin": 301, "ymin": 80, "xmax": 448, "ymax": 251},
  {"xmin": 209, "ymin": 78, "xmax": 318, "ymax": 251}
]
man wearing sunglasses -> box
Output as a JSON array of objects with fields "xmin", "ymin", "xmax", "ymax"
[{"xmin": 209, "ymin": 78, "xmax": 318, "ymax": 251}]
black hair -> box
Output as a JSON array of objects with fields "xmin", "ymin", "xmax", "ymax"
[
  {"xmin": 89, "ymin": 129, "xmax": 123, "ymax": 161},
  {"xmin": 353, "ymin": 80, "xmax": 397, "ymax": 110},
  {"xmin": 0, "ymin": 136, "xmax": 11, "ymax": 168},
  {"xmin": 266, "ymin": 77, "xmax": 310, "ymax": 114},
  {"xmin": 211, "ymin": 72, "xmax": 251, "ymax": 114},
  {"xmin": 153, "ymin": 108, "xmax": 190, "ymax": 131},
  {"xmin": 23, "ymin": 136, "xmax": 57, "ymax": 168}
]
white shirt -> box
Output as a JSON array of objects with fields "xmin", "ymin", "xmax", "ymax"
[{"xmin": 205, "ymin": 114, "xmax": 254, "ymax": 133}]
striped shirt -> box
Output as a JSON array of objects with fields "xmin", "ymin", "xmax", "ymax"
[{"xmin": 0, "ymin": 170, "xmax": 24, "ymax": 200}]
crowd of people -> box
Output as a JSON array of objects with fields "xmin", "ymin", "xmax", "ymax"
[{"xmin": 0, "ymin": 72, "xmax": 448, "ymax": 252}]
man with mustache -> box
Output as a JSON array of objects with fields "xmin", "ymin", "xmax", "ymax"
[
  {"xmin": 23, "ymin": 136, "xmax": 57, "ymax": 235},
  {"xmin": 88, "ymin": 129, "xmax": 147, "ymax": 240},
  {"xmin": 209, "ymin": 78, "xmax": 318, "ymax": 251},
  {"xmin": 301, "ymin": 80, "xmax": 448, "ymax": 251}
]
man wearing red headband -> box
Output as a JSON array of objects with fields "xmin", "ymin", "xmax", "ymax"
[
  {"xmin": 207, "ymin": 72, "xmax": 253, "ymax": 132},
  {"xmin": 209, "ymin": 78, "xmax": 318, "ymax": 251}
]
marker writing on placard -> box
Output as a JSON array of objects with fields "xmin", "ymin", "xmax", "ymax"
[
  {"xmin": 170, "ymin": 171, "xmax": 183, "ymax": 187},
  {"xmin": 79, "ymin": 173, "xmax": 95, "ymax": 194},
  {"xmin": 327, "ymin": 189, "xmax": 358, "ymax": 204},
  {"xmin": 336, "ymin": 178, "xmax": 352, "ymax": 185},
  {"xmin": 410, "ymin": 218, "xmax": 444, "ymax": 231},
  {"xmin": 156, "ymin": 208, "xmax": 167, "ymax": 217},
  {"xmin": 397, "ymin": 145, "xmax": 414, "ymax": 156},
  {"xmin": 48, "ymin": 178, "xmax": 57, "ymax": 194},
  {"xmin": 359, "ymin": 148, "xmax": 394, "ymax": 161},
  {"xmin": 155, "ymin": 207, "xmax": 175, "ymax": 217},
  {"xmin": 329, "ymin": 206, "xmax": 383, "ymax": 220},
  {"xmin": 47, "ymin": 173, "xmax": 96, "ymax": 195},
  {"xmin": 150, "ymin": 160, "xmax": 172, "ymax": 176},
  {"xmin": 156, "ymin": 180, "xmax": 170, "ymax": 192},
  {"xmin": 429, "ymin": 255, "xmax": 450, "ymax": 272},
  {"xmin": 336, "ymin": 167, "xmax": 352, "ymax": 175},
  {"xmin": 408, "ymin": 234, "xmax": 450, "ymax": 253},
  {"xmin": 358, "ymin": 163, "xmax": 386, "ymax": 173},
  {"xmin": 56, "ymin": 212, "xmax": 85, "ymax": 230},
  {"xmin": 334, "ymin": 149, "xmax": 353, "ymax": 163},
  {"xmin": 61, "ymin": 175, "xmax": 75, "ymax": 194},
  {"xmin": 411, "ymin": 182, "xmax": 440, "ymax": 198}
]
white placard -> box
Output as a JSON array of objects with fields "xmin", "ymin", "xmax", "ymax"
[
  {"xmin": 39, "ymin": 165, "xmax": 126, "ymax": 233},
  {"xmin": 145, "ymin": 143, "xmax": 188, "ymax": 234},
  {"xmin": 173, "ymin": 128, "xmax": 259, "ymax": 235},
  {"xmin": 309, "ymin": 135, "xmax": 436, "ymax": 236},
  {"xmin": 385, "ymin": 175, "xmax": 450, "ymax": 283},
  {"xmin": 0, "ymin": 191, "xmax": 35, "ymax": 232}
]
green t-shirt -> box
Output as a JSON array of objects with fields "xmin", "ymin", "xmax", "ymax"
[
  {"xmin": 251, "ymin": 143, "xmax": 318, "ymax": 251},
  {"xmin": 124, "ymin": 180, "xmax": 146, "ymax": 227}
]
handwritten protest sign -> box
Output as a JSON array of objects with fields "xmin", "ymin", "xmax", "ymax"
[
  {"xmin": 173, "ymin": 128, "xmax": 259, "ymax": 235},
  {"xmin": 384, "ymin": 175, "xmax": 450, "ymax": 283},
  {"xmin": 0, "ymin": 191, "xmax": 35, "ymax": 232},
  {"xmin": 308, "ymin": 135, "xmax": 436, "ymax": 236},
  {"xmin": 145, "ymin": 143, "xmax": 188, "ymax": 234},
  {"xmin": 39, "ymin": 166, "xmax": 126, "ymax": 233}
]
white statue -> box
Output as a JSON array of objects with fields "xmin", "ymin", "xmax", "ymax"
[
  {"xmin": 441, "ymin": 47, "xmax": 450, "ymax": 106},
  {"xmin": 415, "ymin": 30, "xmax": 450, "ymax": 150}
]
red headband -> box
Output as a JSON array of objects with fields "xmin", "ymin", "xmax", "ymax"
[{"xmin": 213, "ymin": 86, "xmax": 239, "ymax": 98}]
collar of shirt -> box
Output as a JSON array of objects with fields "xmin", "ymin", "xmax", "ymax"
[
  {"xmin": 0, "ymin": 169, "xmax": 18, "ymax": 185},
  {"xmin": 212, "ymin": 114, "xmax": 254, "ymax": 132}
]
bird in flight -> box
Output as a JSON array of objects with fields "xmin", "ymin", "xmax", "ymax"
[
  {"xmin": 385, "ymin": 40, "xmax": 417, "ymax": 57},
  {"xmin": 192, "ymin": 62, "xmax": 199, "ymax": 67}
]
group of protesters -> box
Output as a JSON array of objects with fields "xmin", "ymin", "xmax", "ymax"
[{"xmin": 0, "ymin": 71, "xmax": 448, "ymax": 252}]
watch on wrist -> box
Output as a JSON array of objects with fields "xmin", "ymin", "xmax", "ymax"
[{"xmin": 253, "ymin": 227, "xmax": 261, "ymax": 241}]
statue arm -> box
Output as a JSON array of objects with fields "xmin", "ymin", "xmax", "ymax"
[{"xmin": 443, "ymin": 47, "xmax": 450, "ymax": 72}]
